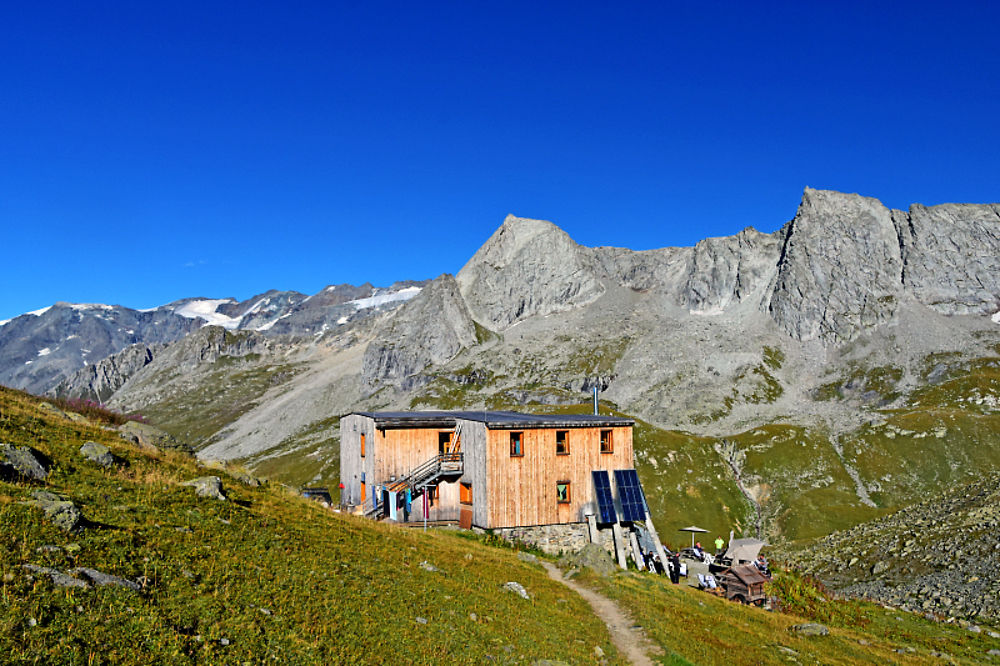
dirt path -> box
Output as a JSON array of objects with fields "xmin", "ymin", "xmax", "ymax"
[{"xmin": 540, "ymin": 561, "xmax": 661, "ymax": 666}]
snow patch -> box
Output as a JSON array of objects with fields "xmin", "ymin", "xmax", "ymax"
[
  {"xmin": 992, "ymin": 311, "xmax": 1000, "ymax": 324},
  {"xmin": 26, "ymin": 306, "xmax": 52, "ymax": 317},
  {"xmin": 336, "ymin": 316, "xmax": 349, "ymax": 325},
  {"xmin": 690, "ymin": 308, "xmax": 724, "ymax": 316},
  {"xmin": 69, "ymin": 303, "xmax": 114, "ymax": 311},
  {"xmin": 0, "ymin": 319, "xmax": 9, "ymax": 327},
  {"xmin": 256, "ymin": 312, "xmax": 292, "ymax": 332},
  {"xmin": 174, "ymin": 299, "xmax": 241, "ymax": 329},
  {"xmin": 349, "ymin": 286, "xmax": 421, "ymax": 310},
  {"xmin": 37, "ymin": 347, "xmax": 51, "ymax": 357}
]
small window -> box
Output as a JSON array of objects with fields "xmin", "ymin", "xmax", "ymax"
[
  {"xmin": 510, "ymin": 431, "xmax": 523, "ymax": 457},
  {"xmin": 360, "ymin": 432, "xmax": 366, "ymax": 458},
  {"xmin": 438, "ymin": 431, "xmax": 451, "ymax": 454},
  {"xmin": 555, "ymin": 430, "xmax": 569, "ymax": 455},
  {"xmin": 600, "ymin": 429, "xmax": 613, "ymax": 454},
  {"xmin": 556, "ymin": 481, "xmax": 571, "ymax": 504},
  {"xmin": 460, "ymin": 482, "xmax": 473, "ymax": 505}
]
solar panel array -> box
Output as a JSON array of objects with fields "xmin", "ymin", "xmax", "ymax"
[
  {"xmin": 591, "ymin": 471, "xmax": 617, "ymax": 524},
  {"xmin": 614, "ymin": 469, "xmax": 646, "ymax": 522}
]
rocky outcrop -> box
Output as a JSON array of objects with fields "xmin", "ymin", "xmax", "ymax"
[
  {"xmin": 896, "ymin": 202, "xmax": 1000, "ymax": 315},
  {"xmin": 23, "ymin": 490, "xmax": 84, "ymax": 531},
  {"xmin": 779, "ymin": 471, "xmax": 1000, "ymax": 624},
  {"xmin": 119, "ymin": 421, "xmax": 193, "ymax": 454},
  {"xmin": 0, "ymin": 303, "xmax": 203, "ymax": 395},
  {"xmin": 50, "ymin": 343, "xmax": 160, "ymax": 402},
  {"xmin": 0, "ymin": 443, "xmax": 50, "ymax": 482},
  {"xmin": 765, "ymin": 188, "xmax": 904, "ymax": 344},
  {"xmin": 182, "ymin": 476, "xmax": 227, "ymax": 500},
  {"xmin": 457, "ymin": 215, "xmax": 604, "ymax": 329},
  {"xmin": 79, "ymin": 441, "xmax": 116, "ymax": 469},
  {"xmin": 679, "ymin": 227, "xmax": 782, "ymax": 313},
  {"xmin": 361, "ymin": 274, "xmax": 478, "ymax": 393}
]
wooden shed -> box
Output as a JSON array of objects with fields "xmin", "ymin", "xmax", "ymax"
[
  {"xmin": 719, "ymin": 563, "xmax": 769, "ymax": 605},
  {"xmin": 339, "ymin": 410, "xmax": 636, "ymax": 530}
]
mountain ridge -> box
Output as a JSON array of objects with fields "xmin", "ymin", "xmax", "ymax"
[{"xmin": 3, "ymin": 187, "xmax": 998, "ymax": 547}]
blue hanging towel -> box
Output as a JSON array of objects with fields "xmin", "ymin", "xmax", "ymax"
[
  {"xmin": 405, "ymin": 489, "xmax": 412, "ymax": 514},
  {"xmin": 388, "ymin": 491, "xmax": 398, "ymax": 521}
]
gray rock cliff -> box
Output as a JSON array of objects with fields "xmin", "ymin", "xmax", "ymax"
[
  {"xmin": 896, "ymin": 202, "xmax": 1000, "ymax": 315},
  {"xmin": 361, "ymin": 274, "xmax": 478, "ymax": 393},
  {"xmin": 764, "ymin": 188, "xmax": 905, "ymax": 344},
  {"xmin": 457, "ymin": 215, "xmax": 604, "ymax": 329},
  {"xmin": 49, "ymin": 343, "xmax": 161, "ymax": 403}
]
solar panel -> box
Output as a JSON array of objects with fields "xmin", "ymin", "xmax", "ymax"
[
  {"xmin": 591, "ymin": 471, "xmax": 617, "ymax": 524},
  {"xmin": 614, "ymin": 469, "xmax": 646, "ymax": 522}
]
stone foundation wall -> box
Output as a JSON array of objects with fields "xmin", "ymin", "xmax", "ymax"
[{"xmin": 494, "ymin": 523, "xmax": 616, "ymax": 556}]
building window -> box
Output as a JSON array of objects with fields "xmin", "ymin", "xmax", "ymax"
[
  {"xmin": 438, "ymin": 431, "xmax": 451, "ymax": 454},
  {"xmin": 460, "ymin": 482, "xmax": 473, "ymax": 505},
  {"xmin": 600, "ymin": 429, "xmax": 613, "ymax": 454},
  {"xmin": 510, "ymin": 431, "xmax": 523, "ymax": 457},
  {"xmin": 360, "ymin": 433, "xmax": 366, "ymax": 458},
  {"xmin": 556, "ymin": 481, "xmax": 571, "ymax": 504},
  {"xmin": 556, "ymin": 430, "xmax": 569, "ymax": 455}
]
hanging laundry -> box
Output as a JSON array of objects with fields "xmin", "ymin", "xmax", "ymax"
[{"xmin": 388, "ymin": 491, "xmax": 398, "ymax": 521}]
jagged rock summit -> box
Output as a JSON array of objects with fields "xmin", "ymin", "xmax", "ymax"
[{"xmin": 457, "ymin": 214, "xmax": 605, "ymax": 330}]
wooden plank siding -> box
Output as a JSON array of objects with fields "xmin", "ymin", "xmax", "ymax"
[
  {"xmin": 341, "ymin": 413, "xmax": 634, "ymax": 529},
  {"xmin": 485, "ymin": 425, "xmax": 633, "ymax": 529},
  {"xmin": 341, "ymin": 414, "xmax": 463, "ymax": 520}
]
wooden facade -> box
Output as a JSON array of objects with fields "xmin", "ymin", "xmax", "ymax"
[{"xmin": 340, "ymin": 411, "xmax": 635, "ymax": 529}]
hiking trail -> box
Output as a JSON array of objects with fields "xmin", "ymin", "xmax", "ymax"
[{"xmin": 540, "ymin": 561, "xmax": 662, "ymax": 666}]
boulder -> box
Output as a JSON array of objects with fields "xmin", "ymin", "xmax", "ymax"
[
  {"xmin": 23, "ymin": 490, "xmax": 83, "ymax": 531},
  {"xmin": 22, "ymin": 564, "xmax": 89, "ymax": 588},
  {"xmin": 503, "ymin": 581, "xmax": 531, "ymax": 600},
  {"xmin": 559, "ymin": 543, "xmax": 616, "ymax": 578},
  {"xmin": 0, "ymin": 442, "xmax": 50, "ymax": 482},
  {"xmin": 119, "ymin": 421, "xmax": 193, "ymax": 454},
  {"xmin": 790, "ymin": 623, "xmax": 830, "ymax": 637},
  {"xmin": 182, "ymin": 476, "xmax": 227, "ymax": 501},
  {"xmin": 79, "ymin": 441, "xmax": 115, "ymax": 469},
  {"xmin": 71, "ymin": 567, "xmax": 141, "ymax": 591}
]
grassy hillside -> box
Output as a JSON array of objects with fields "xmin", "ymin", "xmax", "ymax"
[
  {"xmin": 0, "ymin": 387, "xmax": 622, "ymax": 664},
  {"xmin": 4, "ymin": 386, "xmax": 1000, "ymax": 664},
  {"xmin": 585, "ymin": 568, "xmax": 1000, "ymax": 665}
]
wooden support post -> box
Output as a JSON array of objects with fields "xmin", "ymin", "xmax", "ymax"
[
  {"xmin": 628, "ymin": 529, "xmax": 643, "ymax": 569},
  {"xmin": 586, "ymin": 514, "xmax": 599, "ymax": 544},
  {"xmin": 611, "ymin": 522, "xmax": 628, "ymax": 570}
]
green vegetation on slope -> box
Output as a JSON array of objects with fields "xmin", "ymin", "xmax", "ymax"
[
  {"xmin": 585, "ymin": 567, "xmax": 999, "ymax": 665},
  {"xmin": 0, "ymin": 387, "xmax": 622, "ymax": 664},
  {"xmin": 139, "ymin": 359, "xmax": 302, "ymax": 447}
]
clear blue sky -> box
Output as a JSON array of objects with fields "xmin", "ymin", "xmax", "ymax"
[{"xmin": 2, "ymin": 1, "xmax": 998, "ymax": 321}]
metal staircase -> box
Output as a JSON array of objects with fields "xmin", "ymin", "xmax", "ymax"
[
  {"xmin": 388, "ymin": 452, "xmax": 463, "ymax": 495},
  {"xmin": 365, "ymin": 422, "xmax": 466, "ymax": 519}
]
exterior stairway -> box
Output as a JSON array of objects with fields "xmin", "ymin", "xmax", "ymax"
[
  {"xmin": 364, "ymin": 422, "xmax": 466, "ymax": 519},
  {"xmin": 388, "ymin": 452, "xmax": 463, "ymax": 496}
]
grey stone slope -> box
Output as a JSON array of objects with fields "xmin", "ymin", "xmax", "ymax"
[
  {"xmin": 0, "ymin": 281, "xmax": 427, "ymax": 395},
  {"xmin": 361, "ymin": 274, "xmax": 478, "ymax": 393},
  {"xmin": 48, "ymin": 343, "xmax": 162, "ymax": 403},
  {"xmin": 458, "ymin": 189, "xmax": 999, "ymax": 346},
  {"xmin": 0, "ymin": 303, "xmax": 203, "ymax": 395},
  {"xmin": 779, "ymin": 470, "xmax": 1000, "ymax": 625},
  {"xmin": 456, "ymin": 215, "xmax": 606, "ymax": 329}
]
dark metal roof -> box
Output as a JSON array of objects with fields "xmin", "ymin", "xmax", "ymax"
[{"xmin": 350, "ymin": 410, "xmax": 634, "ymax": 430}]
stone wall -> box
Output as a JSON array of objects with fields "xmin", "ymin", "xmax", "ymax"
[{"xmin": 494, "ymin": 522, "xmax": 616, "ymax": 556}]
